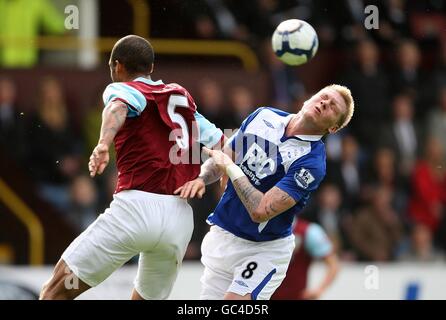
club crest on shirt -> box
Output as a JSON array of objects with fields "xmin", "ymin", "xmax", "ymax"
[{"xmin": 294, "ymin": 168, "xmax": 315, "ymax": 189}]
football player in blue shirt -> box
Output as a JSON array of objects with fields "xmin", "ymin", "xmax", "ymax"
[{"xmin": 176, "ymin": 84, "xmax": 354, "ymax": 300}]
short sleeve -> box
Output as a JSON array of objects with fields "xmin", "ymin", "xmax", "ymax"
[
  {"xmin": 103, "ymin": 83, "xmax": 147, "ymax": 118},
  {"xmin": 304, "ymin": 223, "xmax": 333, "ymax": 258},
  {"xmin": 194, "ymin": 111, "xmax": 223, "ymax": 148},
  {"xmin": 275, "ymin": 156, "xmax": 324, "ymax": 203}
]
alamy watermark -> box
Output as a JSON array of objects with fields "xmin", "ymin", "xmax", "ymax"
[
  {"xmin": 364, "ymin": 265, "xmax": 379, "ymax": 290},
  {"xmin": 63, "ymin": 4, "xmax": 379, "ymax": 32},
  {"xmin": 65, "ymin": 5, "xmax": 79, "ymax": 30},
  {"xmin": 364, "ymin": 5, "xmax": 379, "ymax": 30},
  {"xmin": 64, "ymin": 265, "xmax": 79, "ymax": 290}
]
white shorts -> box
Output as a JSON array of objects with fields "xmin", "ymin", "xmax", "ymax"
[
  {"xmin": 61, "ymin": 190, "xmax": 193, "ymax": 300},
  {"xmin": 200, "ymin": 225, "xmax": 295, "ymax": 300}
]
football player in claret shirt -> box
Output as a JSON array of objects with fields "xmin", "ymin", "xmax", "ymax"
[
  {"xmin": 40, "ymin": 35, "xmax": 224, "ymax": 300},
  {"xmin": 272, "ymin": 218, "xmax": 339, "ymax": 300},
  {"xmin": 177, "ymin": 84, "xmax": 354, "ymax": 300}
]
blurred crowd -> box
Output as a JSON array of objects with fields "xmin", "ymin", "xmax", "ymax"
[
  {"xmin": 0, "ymin": 76, "xmax": 115, "ymax": 232},
  {"xmin": 1, "ymin": 0, "xmax": 446, "ymax": 264}
]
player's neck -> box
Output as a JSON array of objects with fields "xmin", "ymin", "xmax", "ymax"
[
  {"xmin": 123, "ymin": 73, "xmax": 151, "ymax": 82},
  {"xmin": 286, "ymin": 114, "xmax": 325, "ymax": 137}
]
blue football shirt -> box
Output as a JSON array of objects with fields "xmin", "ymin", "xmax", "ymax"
[{"xmin": 207, "ymin": 107, "xmax": 326, "ymax": 241}]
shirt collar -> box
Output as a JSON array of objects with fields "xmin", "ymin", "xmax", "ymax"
[
  {"xmin": 295, "ymin": 134, "xmax": 323, "ymax": 141},
  {"xmin": 284, "ymin": 114, "xmax": 323, "ymax": 141},
  {"xmin": 133, "ymin": 76, "xmax": 163, "ymax": 85}
]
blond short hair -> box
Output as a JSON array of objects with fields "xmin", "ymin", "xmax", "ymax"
[{"xmin": 325, "ymin": 84, "xmax": 354, "ymax": 131}]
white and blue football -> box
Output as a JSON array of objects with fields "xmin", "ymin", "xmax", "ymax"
[{"xmin": 272, "ymin": 19, "xmax": 319, "ymax": 66}]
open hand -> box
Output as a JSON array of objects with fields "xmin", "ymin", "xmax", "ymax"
[
  {"xmin": 88, "ymin": 143, "xmax": 109, "ymax": 177},
  {"xmin": 174, "ymin": 178, "xmax": 206, "ymax": 199}
]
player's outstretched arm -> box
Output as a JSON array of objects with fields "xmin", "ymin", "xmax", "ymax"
[
  {"xmin": 203, "ymin": 147, "xmax": 296, "ymax": 223},
  {"xmin": 198, "ymin": 138, "xmax": 233, "ymax": 185},
  {"xmin": 302, "ymin": 251, "xmax": 339, "ymax": 299},
  {"xmin": 232, "ymin": 181, "xmax": 296, "ymax": 223},
  {"xmin": 88, "ymin": 100, "xmax": 128, "ymax": 177},
  {"xmin": 174, "ymin": 145, "xmax": 232, "ymax": 198}
]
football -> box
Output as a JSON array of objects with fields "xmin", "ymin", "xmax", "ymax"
[{"xmin": 271, "ymin": 19, "xmax": 319, "ymax": 66}]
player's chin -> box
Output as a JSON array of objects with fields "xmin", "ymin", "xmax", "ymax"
[{"xmin": 306, "ymin": 111, "xmax": 318, "ymax": 122}]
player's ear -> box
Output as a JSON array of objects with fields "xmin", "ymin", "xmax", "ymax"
[
  {"xmin": 115, "ymin": 60, "xmax": 123, "ymax": 73},
  {"xmin": 149, "ymin": 63, "xmax": 154, "ymax": 74},
  {"xmin": 327, "ymin": 125, "xmax": 338, "ymax": 134}
]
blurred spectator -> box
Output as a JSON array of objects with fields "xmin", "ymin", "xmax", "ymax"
[
  {"xmin": 326, "ymin": 135, "xmax": 362, "ymax": 212},
  {"xmin": 201, "ymin": 0, "xmax": 244, "ymax": 40},
  {"xmin": 67, "ymin": 175, "xmax": 98, "ymax": 233},
  {"xmin": 368, "ymin": 148, "xmax": 396, "ymax": 189},
  {"xmin": 263, "ymin": 40, "xmax": 305, "ymax": 109},
  {"xmin": 372, "ymin": 0, "xmax": 410, "ymax": 44},
  {"xmin": 339, "ymin": 39, "xmax": 389, "ymax": 149},
  {"xmin": 229, "ymin": 85, "xmax": 255, "ymax": 125},
  {"xmin": 195, "ymin": 15, "xmax": 220, "ymax": 39},
  {"xmin": 407, "ymin": 0, "xmax": 446, "ymax": 43},
  {"xmin": 225, "ymin": 0, "xmax": 277, "ymax": 42},
  {"xmin": 0, "ymin": 0, "xmax": 65, "ymax": 67},
  {"xmin": 302, "ymin": 183, "xmax": 344, "ymax": 254},
  {"xmin": 325, "ymin": 128, "xmax": 347, "ymax": 162},
  {"xmin": 363, "ymin": 148, "xmax": 409, "ymax": 220},
  {"xmin": 432, "ymin": 44, "xmax": 446, "ymax": 95},
  {"xmin": 312, "ymin": 0, "xmax": 368, "ymax": 46},
  {"xmin": 407, "ymin": 137, "xmax": 446, "ymax": 240},
  {"xmin": 399, "ymin": 224, "xmax": 444, "ymax": 262},
  {"xmin": 272, "ymin": 219, "xmax": 339, "ymax": 300},
  {"xmin": 379, "ymin": 93, "xmax": 423, "ymax": 180},
  {"xmin": 392, "ymin": 39, "xmax": 420, "ymax": 94},
  {"xmin": 391, "ymin": 39, "xmax": 432, "ymax": 118},
  {"xmin": 25, "ymin": 77, "xmax": 83, "ymax": 211},
  {"xmin": 195, "ymin": 78, "xmax": 235, "ymax": 130},
  {"xmin": 348, "ymin": 186, "xmax": 403, "ymax": 261},
  {"xmin": 426, "ymin": 86, "xmax": 446, "ymax": 151},
  {"xmin": 189, "ymin": 2, "xmax": 223, "ymax": 40},
  {"xmin": 0, "ymin": 77, "xmax": 26, "ymax": 161},
  {"xmin": 180, "ymin": 0, "xmax": 247, "ymax": 40}
]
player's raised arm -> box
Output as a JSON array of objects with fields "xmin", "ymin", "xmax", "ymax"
[
  {"xmin": 247, "ymin": 186, "xmax": 296, "ymax": 223},
  {"xmin": 174, "ymin": 141, "xmax": 232, "ymax": 198},
  {"xmin": 174, "ymin": 110, "xmax": 228, "ymax": 198},
  {"xmin": 199, "ymin": 143, "xmax": 233, "ymax": 181},
  {"xmin": 201, "ymin": 147, "xmax": 296, "ymax": 223}
]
